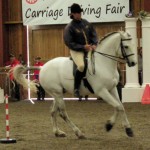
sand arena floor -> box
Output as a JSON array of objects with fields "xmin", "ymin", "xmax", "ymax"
[{"xmin": 0, "ymin": 100, "xmax": 150, "ymax": 150}]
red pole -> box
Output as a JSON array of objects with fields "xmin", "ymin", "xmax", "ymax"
[
  {"xmin": 0, "ymin": 95, "xmax": 16, "ymax": 144},
  {"xmin": 5, "ymin": 95, "xmax": 10, "ymax": 139}
]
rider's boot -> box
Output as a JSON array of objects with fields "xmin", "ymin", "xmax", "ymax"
[{"xmin": 74, "ymin": 70, "xmax": 83, "ymax": 98}]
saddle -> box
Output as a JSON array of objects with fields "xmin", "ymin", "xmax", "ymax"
[{"xmin": 71, "ymin": 52, "xmax": 94, "ymax": 94}]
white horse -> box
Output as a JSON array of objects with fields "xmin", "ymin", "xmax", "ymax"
[{"xmin": 13, "ymin": 31, "xmax": 136, "ymax": 139}]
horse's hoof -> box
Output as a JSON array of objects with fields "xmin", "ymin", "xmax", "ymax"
[
  {"xmin": 55, "ymin": 132, "xmax": 66, "ymax": 138},
  {"xmin": 126, "ymin": 128, "xmax": 134, "ymax": 137},
  {"xmin": 105, "ymin": 121, "xmax": 113, "ymax": 132},
  {"xmin": 85, "ymin": 95, "xmax": 88, "ymax": 100},
  {"xmin": 78, "ymin": 96, "xmax": 83, "ymax": 101},
  {"xmin": 78, "ymin": 135, "xmax": 86, "ymax": 140},
  {"xmin": 78, "ymin": 134, "xmax": 86, "ymax": 139},
  {"xmin": 75, "ymin": 131, "xmax": 86, "ymax": 139}
]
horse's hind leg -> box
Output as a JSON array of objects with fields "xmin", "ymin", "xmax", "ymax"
[
  {"xmin": 55, "ymin": 96, "xmax": 85, "ymax": 139},
  {"xmin": 51, "ymin": 100, "xmax": 66, "ymax": 137}
]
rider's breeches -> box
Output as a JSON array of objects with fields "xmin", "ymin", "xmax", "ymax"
[{"xmin": 70, "ymin": 50, "xmax": 85, "ymax": 72}]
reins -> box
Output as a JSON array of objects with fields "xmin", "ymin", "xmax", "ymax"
[
  {"xmin": 88, "ymin": 36, "xmax": 134, "ymax": 75},
  {"xmin": 94, "ymin": 51, "xmax": 126, "ymax": 64},
  {"xmin": 88, "ymin": 51, "xmax": 125, "ymax": 75}
]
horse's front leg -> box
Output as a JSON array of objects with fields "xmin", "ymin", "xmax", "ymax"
[
  {"xmin": 55, "ymin": 97, "xmax": 86, "ymax": 139},
  {"xmin": 98, "ymin": 88, "xmax": 133, "ymax": 137},
  {"xmin": 110, "ymin": 87, "xmax": 134, "ymax": 137},
  {"xmin": 106, "ymin": 87, "xmax": 121, "ymax": 128}
]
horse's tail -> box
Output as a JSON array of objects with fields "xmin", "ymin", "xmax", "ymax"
[{"xmin": 12, "ymin": 65, "xmax": 37, "ymax": 93}]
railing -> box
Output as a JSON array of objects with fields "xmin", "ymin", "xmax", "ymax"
[{"xmin": 0, "ymin": 67, "xmax": 127, "ymax": 100}]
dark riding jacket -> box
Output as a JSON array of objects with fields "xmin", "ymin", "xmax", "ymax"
[{"xmin": 64, "ymin": 19, "xmax": 98, "ymax": 52}]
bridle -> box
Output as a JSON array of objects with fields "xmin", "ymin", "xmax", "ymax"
[
  {"xmin": 120, "ymin": 38, "xmax": 134, "ymax": 66},
  {"xmin": 94, "ymin": 37, "xmax": 134, "ymax": 65},
  {"xmin": 88, "ymin": 36, "xmax": 135, "ymax": 74}
]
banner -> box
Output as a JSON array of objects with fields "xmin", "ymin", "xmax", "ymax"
[{"xmin": 22, "ymin": 0, "xmax": 129, "ymax": 26}]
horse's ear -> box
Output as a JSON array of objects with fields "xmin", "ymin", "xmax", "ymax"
[
  {"xmin": 119, "ymin": 31, "xmax": 124, "ymax": 38},
  {"xmin": 119, "ymin": 30, "xmax": 125, "ymax": 36},
  {"xmin": 126, "ymin": 31, "xmax": 131, "ymax": 37}
]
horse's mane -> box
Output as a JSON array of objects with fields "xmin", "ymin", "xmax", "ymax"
[{"xmin": 99, "ymin": 31, "xmax": 120, "ymax": 44}]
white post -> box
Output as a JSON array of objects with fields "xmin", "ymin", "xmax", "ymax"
[
  {"xmin": 124, "ymin": 18, "xmax": 140, "ymax": 88},
  {"xmin": 141, "ymin": 17, "xmax": 150, "ymax": 86},
  {"xmin": 122, "ymin": 18, "xmax": 143, "ymax": 102}
]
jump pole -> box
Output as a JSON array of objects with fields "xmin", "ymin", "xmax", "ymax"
[{"xmin": 0, "ymin": 94, "xmax": 16, "ymax": 144}]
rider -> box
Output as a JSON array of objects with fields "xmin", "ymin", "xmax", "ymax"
[{"xmin": 63, "ymin": 3, "xmax": 98, "ymax": 97}]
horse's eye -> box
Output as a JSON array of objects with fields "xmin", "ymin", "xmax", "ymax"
[{"xmin": 124, "ymin": 46, "xmax": 128, "ymax": 49}]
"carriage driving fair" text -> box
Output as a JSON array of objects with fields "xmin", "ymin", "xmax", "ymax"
[{"xmin": 25, "ymin": 3, "xmax": 126, "ymax": 20}]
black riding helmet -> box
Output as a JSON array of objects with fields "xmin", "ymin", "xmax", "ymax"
[{"xmin": 70, "ymin": 3, "xmax": 83, "ymax": 19}]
